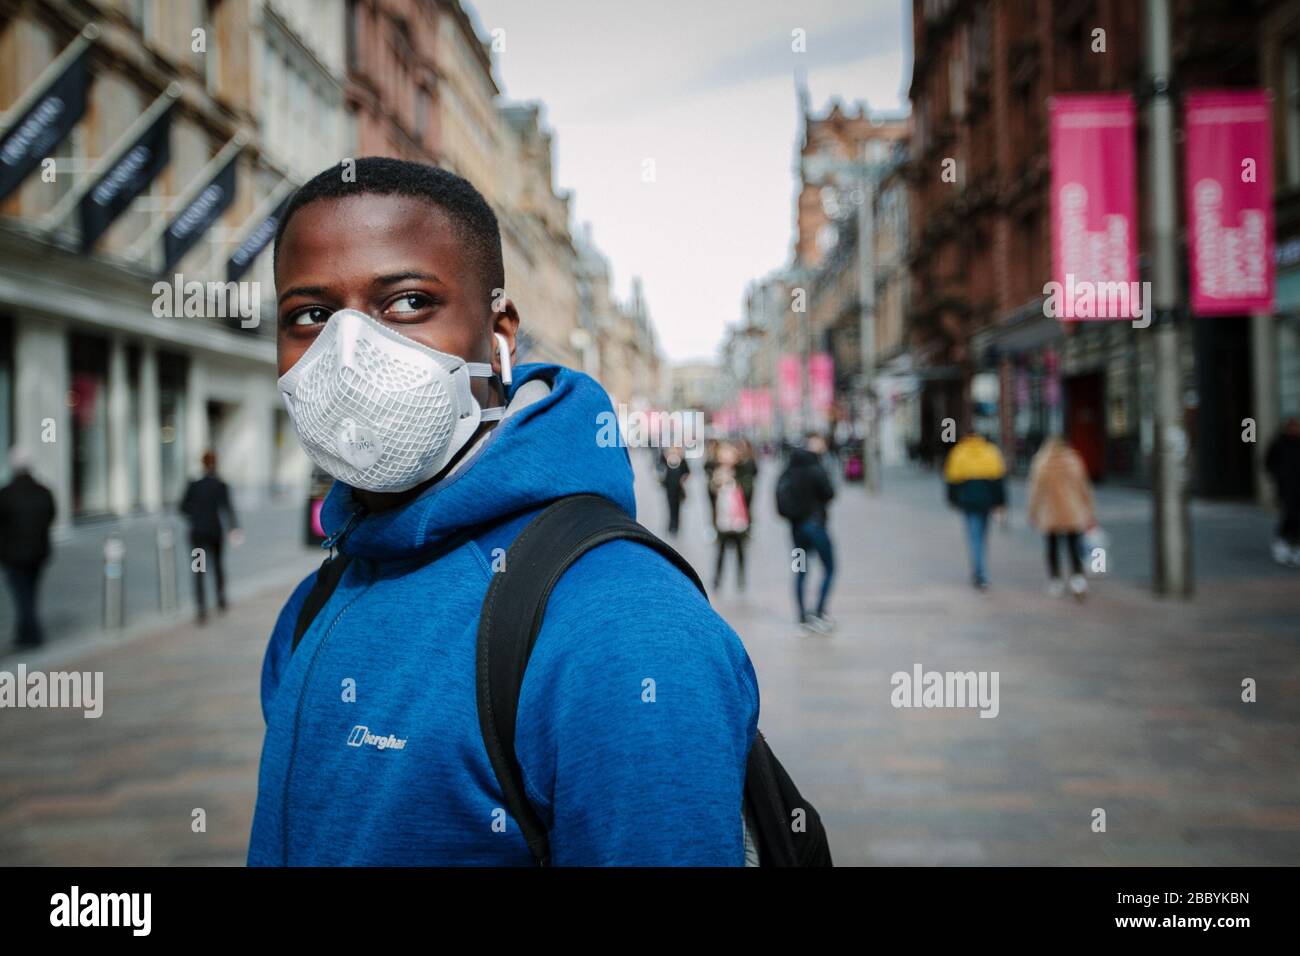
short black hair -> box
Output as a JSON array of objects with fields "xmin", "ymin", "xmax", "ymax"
[{"xmin": 272, "ymin": 157, "xmax": 505, "ymax": 303}]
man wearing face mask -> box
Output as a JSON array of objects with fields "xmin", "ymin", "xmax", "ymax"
[{"xmin": 247, "ymin": 158, "xmax": 761, "ymax": 866}]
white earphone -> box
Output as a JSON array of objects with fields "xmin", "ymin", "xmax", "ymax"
[{"xmin": 494, "ymin": 332, "xmax": 513, "ymax": 387}]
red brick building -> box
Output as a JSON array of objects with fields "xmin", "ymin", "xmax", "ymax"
[
  {"xmin": 906, "ymin": 0, "xmax": 1270, "ymax": 498},
  {"xmin": 344, "ymin": 0, "xmax": 442, "ymax": 162}
]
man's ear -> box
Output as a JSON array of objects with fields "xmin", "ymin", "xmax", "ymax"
[{"xmin": 490, "ymin": 297, "xmax": 520, "ymax": 373}]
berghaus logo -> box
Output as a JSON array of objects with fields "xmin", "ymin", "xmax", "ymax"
[{"xmin": 347, "ymin": 725, "xmax": 407, "ymax": 751}]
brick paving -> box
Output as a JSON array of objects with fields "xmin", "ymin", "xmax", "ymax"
[{"xmin": 1, "ymin": 455, "xmax": 1296, "ymax": 865}]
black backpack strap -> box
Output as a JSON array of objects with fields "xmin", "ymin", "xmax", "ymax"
[
  {"xmin": 476, "ymin": 494, "xmax": 705, "ymax": 865},
  {"xmin": 743, "ymin": 731, "xmax": 833, "ymax": 866},
  {"xmin": 292, "ymin": 553, "xmax": 354, "ymax": 654}
]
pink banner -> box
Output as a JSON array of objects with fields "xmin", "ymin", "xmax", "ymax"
[
  {"xmin": 1185, "ymin": 90, "xmax": 1274, "ymax": 316},
  {"xmin": 808, "ymin": 352, "xmax": 834, "ymax": 415},
  {"xmin": 1049, "ymin": 94, "xmax": 1138, "ymax": 320},
  {"xmin": 751, "ymin": 389, "xmax": 773, "ymax": 428},
  {"xmin": 778, "ymin": 354, "xmax": 802, "ymax": 413},
  {"xmin": 738, "ymin": 390, "xmax": 755, "ymax": 428}
]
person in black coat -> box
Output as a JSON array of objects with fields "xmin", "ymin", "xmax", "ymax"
[
  {"xmin": 1265, "ymin": 417, "xmax": 1300, "ymax": 566},
  {"xmin": 657, "ymin": 446, "xmax": 690, "ymax": 536},
  {"xmin": 0, "ymin": 448, "xmax": 57, "ymax": 648},
  {"xmin": 180, "ymin": 450, "xmax": 241, "ymax": 621},
  {"xmin": 776, "ymin": 434, "xmax": 836, "ymax": 632}
]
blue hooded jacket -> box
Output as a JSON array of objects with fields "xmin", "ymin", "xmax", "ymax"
[{"xmin": 247, "ymin": 364, "xmax": 760, "ymax": 865}]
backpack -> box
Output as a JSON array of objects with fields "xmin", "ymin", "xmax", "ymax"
[
  {"xmin": 775, "ymin": 467, "xmax": 812, "ymax": 523},
  {"xmin": 291, "ymin": 493, "xmax": 832, "ymax": 867}
]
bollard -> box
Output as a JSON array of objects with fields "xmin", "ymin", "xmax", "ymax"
[
  {"xmin": 157, "ymin": 526, "xmax": 177, "ymax": 613},
  {"xmin": 103, "ymin": 535, "xmax": 126, "ymax": 630}
]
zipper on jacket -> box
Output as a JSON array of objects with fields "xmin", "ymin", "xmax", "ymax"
[
  {"xmin": 280, "ymin": 577, "xmax": 372, "ymax": 864},
  {"xmin": 321, "ymin": 504, "xmax": 366, "ymax": 556},
  {"xmin": 282, "ymin": 500, "xmax": 368, "ymax": 864}
]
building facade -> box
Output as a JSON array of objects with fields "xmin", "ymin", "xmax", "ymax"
[
  {"xmin": 907, "ymin": 0, "xmax": 1274, "ymax": 498},
  {"xmin": 0, "ymin": 0, "xmax": 350, "ymax": 526}
]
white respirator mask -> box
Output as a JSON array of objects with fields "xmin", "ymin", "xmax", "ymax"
[{"xmin": 278, "ymin": 308, "xmax": 512, "ymax": 493}]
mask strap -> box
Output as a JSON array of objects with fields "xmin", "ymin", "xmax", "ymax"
[{"xmin": 465, "ymin": 360, "xmax": 510, "ymax": 418}]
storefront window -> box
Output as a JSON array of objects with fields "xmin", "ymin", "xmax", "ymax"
[
  {"xmin": 1280, "ymin": 316, "xmax": 1300, "ymax": 419},
  {"xmin": 0, "ymin": 316, "xmax": 12, "ymax": 477},
  {"xmin": 126, "ymin": 345, "xmax": 141, "ymax": 510},
  {"xmin": 69, "ymin": 334, "xmax": 110, "ymax": 516},
  {"xmin": 158, "ymin": 352, "xmax": 188, "ymax": 506}
]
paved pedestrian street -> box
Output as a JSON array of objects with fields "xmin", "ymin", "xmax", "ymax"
[{"xmin": 1, "ymin": 458, "xmax": 1297, "ymax": 865}]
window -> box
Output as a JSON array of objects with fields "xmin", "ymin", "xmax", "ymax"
[
  {"xmin": 1285, "ymin": 37, "xmax": 1300, "ymax": 188},
  {"xmin": 203, "ymin": 1, "xmax": 224, "ymax": 98},
  {"xmin": 415, "ymin": 87, "xmax": 430, "ymax": 140},
  {"xmin": 346, "ymin": 0, "xmax": 360, "ymax": 71}
]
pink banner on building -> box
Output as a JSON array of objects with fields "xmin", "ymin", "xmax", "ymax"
[
  {"xmin": 778, "ymin": 354, "xmax": 802, "ymax": 413},
  {"xmin": 751, "ymin": 389, "xmax": 773, "ymax": 429},
  {"xmin": 736, "ymin": 389, "xmax": 774, "ymax": 430},
  {"xmin": 808, "ymin": 352, "xmax": 834, "ymax": 415},
  {"xmin": 711, "ymin": 406, "xmax": 736, "ymax": 433},
  {"xmin": 1185, "ymin": 90, "xmax": 1274, "ymax": 316},
  {"xmin": 737, "ymin": 390, "xmax": 755, "ymax": 428},
  {"xmin": 1049, "ymin": 94, "xmax": 1138, "ymax": 320}
]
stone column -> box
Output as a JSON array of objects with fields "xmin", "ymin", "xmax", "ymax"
[
  {"xmin": 138, "ymin": 342, "xmax": 163, "ymax": 512},
  {"xmin": 13, "ymin": 315, "xmax": 71, "ymax": 529}
]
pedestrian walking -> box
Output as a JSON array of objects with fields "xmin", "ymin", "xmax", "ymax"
[
  {"xmin": 0, "ymin": 447, "xmax": 57, "ymax": 648},
  {"xmin": 1265, "ymin": 417, "xmax": 1300, "ymax": 566},
  {"xmin": 179, "ymin": 450, "xmax": 241, "ymax": 623},
  {"xmin": 702, "ymin": 438, "xmax": 720, "ymax": 531},
  {"xmin": 776, "ymin": 433, "xmax": 836, "ymax": 633},
  {"xmin": 711, "ymin": 442, "xmax": 750, "ymax": 592},
  {"xmin": 735, "ymin": 438, "xmax": 758, "ymax": 519},
  {"xmin": 1027, "ymin": 435, "xmax": 1095, "ymax": 598},
  {"xmin": 943, "ymin": 430, "xmax": 1007, "ymax": 590},
  {"xmin": 658, "ymin": 446, "xmax": 690, "ymax": 536}
]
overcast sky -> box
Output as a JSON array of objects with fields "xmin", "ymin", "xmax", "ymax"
[{"xmin": 468, "ymin": 0, "xmax": 910, "ymax": 364}]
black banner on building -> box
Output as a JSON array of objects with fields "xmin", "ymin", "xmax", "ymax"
[
  {"xmin": 78, "ymin": 103, "xmax": 173, "ymax": 252},
  {"xmin": 161, "ymin": 151, "xmax": 239, "ymax": 272},
  {"xmin": 226, "ymin": 193, "xmax": 291, "ymax": 282},
  {"xmin": 0, "ymin": 44, "xmax": 92, "ymax": 202}
]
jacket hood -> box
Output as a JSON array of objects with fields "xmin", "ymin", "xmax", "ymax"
[
  {"xmin": 944, "ymin": 435, "xmax": 1006, "ymax": 483},
  {"xmin": 318, "ymin": 363, "xmax": 635, "ymax": 561}
]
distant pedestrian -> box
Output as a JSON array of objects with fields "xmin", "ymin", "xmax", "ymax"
[
  {"xmin": 702, "ymin": 438, "xmax": 720, "ymax": 530},
  {"xmin": 1027, "ymin": 436, "xmax": 1095, "ymax": 598},
  {"xmin": 735, "ymin": 438, "xmax": 758, "ymax": 519},
  {"xmin": 711, "ymin": 442, "xmax": 750, "ymax": 592},
  {"xmin": 657, "ymin": 446, "xmax": 690, "ymax": 536},
  {"xmin": 1265, "ymin": 417, "xmax": 1300, "ymax": 567},
  {"xmin": 180, "ymin": 450, "xmax": 241, "ymax": 622},
  {"xmin": 943, "ymin": 430, "xmax": 1007, "ymax": 590},
  {"xmin": 0, "ymin": 447, "xmax": 57, "ymax": 648},
  {"xmin": 776, "ymin": 433, "xmax": 836, "ymax": 633}
]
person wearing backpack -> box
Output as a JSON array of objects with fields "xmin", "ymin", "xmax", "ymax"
[
  {"xmin": 248, "ymin": 158, "xmax": 829, "ymax": 867},
  {"xmin": 776, "ymin": 433, "xmax": 837, "ymax": 634}
]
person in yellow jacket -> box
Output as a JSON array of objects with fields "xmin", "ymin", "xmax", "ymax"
[{"xmin": 943, "ymin": 430, "xmax": 1008, "ymax": 590}]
